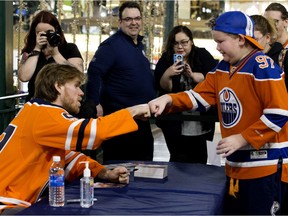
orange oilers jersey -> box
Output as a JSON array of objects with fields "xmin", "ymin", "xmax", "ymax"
[
  {"xmin": 167, "ymin": 50, "xmax": 288, "ymax": 181},
  {"xmin": 0, "ymin": 98, "xmax": 138, "ymax": 210}
]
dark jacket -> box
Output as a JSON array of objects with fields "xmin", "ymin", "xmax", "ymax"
[
  {"xmin": 267, "ymin": 42, "xmax": 288, "ymax": 91},
  {"xmin": 86, "ymin": 30, "xmax": 156, "ymax": 114}
]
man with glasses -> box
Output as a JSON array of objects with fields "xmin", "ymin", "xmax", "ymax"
[
  {"xmin": 264, "ymin": 3, "xmax": 288, "ymax": 90},
  {"xmin": 86, "ymin": 1, "xmax": 156, "ymax": 162},
  {"xmin": 264, "ymin": 3, "xmax": 288, "ymax": 48}
]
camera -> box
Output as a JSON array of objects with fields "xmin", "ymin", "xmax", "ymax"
[
  {"xmin": 41, "ymin": 30, "xmax": 61, "ymax": 47},
  {"xmin": 173, "ymin": 54, "xmax": 184, "ymax": 65}
]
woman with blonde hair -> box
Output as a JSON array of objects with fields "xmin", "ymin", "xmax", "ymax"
[{"xmin": 250, "ymin": 14, "xmax": 282, "ymax": 64}]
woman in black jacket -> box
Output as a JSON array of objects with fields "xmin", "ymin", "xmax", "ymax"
[{"xmin": 154, "ymin": 25, "xmax": 218, "ymax": 163}]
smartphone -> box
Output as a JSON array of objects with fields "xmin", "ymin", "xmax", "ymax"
[{"xmin": 173, "ymin": 54, "xmax": 184, "ymax": 65}]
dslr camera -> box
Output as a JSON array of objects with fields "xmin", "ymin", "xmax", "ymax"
[{"xmin": 41, "ymin": 30, "xmax": 61, "ymax": 47}]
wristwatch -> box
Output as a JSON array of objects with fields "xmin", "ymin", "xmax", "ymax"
[{"xmin": 28, "ymin": 50, "xmax": 41, "ymax": 58}]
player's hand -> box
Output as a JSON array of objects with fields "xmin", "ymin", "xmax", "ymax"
[
  {"xmin": 148, "ymin": 95, "xmax": 172, "ymax": 117},
  {"xmin": 111, "ymin": 166, "xmax": 129, "ymax": 184},
  {"xmin": 127, "ymin": 104, "xmax": 151, "ymax": 120},
  {"xmin": 97, "ymin": 166, "xmax": 129, "ymax": 184}
]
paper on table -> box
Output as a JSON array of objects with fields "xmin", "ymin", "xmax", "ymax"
[
  {"xmin": 93, "ymin": 182, "xmax": 127, "ymax": 188},
  {"xmin": 206, "ymin": 140, "xmax": 222, "ymax": 167}
]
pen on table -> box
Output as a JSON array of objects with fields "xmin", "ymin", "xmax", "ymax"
[
  {"xmin": 67, "ymin": 198, "xmax": 98, "ymax": 204},
  {"xmin": 128, "ymin": 168, "xmax": 138, "ymax": 172}
]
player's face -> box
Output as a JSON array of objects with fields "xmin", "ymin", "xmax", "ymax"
[
  {"xmin": 213, "ymin": 30, "xmax": 242, "ymax": 65},
  {"xmin": 119, "ymin": 8, "xmax": 142, "ymax": 42},
  {"xmin": 173, "ymin": 32, "xmax": 192, "ymax": 58},
  {"xmin": 57, "ymin": 78, "xmax": 84, "ymax": 114}
]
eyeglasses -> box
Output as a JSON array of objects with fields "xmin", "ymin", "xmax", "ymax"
[
  {"xmin": 121, "ymin": 16, "xmax": 142, "ymax": 23},
  {"xmin": 173, "ymin": 39, "xmax": 190, "ymax": 47}
]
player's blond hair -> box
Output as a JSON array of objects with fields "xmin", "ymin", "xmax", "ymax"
[{"xmin": 34, "ymin": 63, "xmax": 86, "ymax": 102}]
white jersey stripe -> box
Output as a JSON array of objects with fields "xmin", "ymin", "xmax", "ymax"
[
  {"xmin": 65, "ymin": 151, "xmax": 76, "ymax": 161},
  {"xmin": 264, "ymin": 108, "xmax": 288, "ymax": 116},
  {"xmin": 261, "ymin": 115, "xmax": 281, "ymax": 132},
  {"xmin": 65, "ymin": 119, "xmax": 84, "ymax": 150},
  {"xmin": 64, "ymin": 152, "xmax": 84, "ymax": 178},
  {"xmin": 0, "ymin": 196, "xmax": 31, "ymax": 207},
  {"xmin": 227, "ymin": 158, "xmax": 288, "ymax": 168},
  {"xmin": 185, "ymin": 90, "xmax": 198, "ymax": 111},
  {"xmin": 87, "ymin": 119, "xmax": 97, "ymax": 150},
  {"xmin": 239, "ymin": 141, "xmax": 288, "ymax": 150}
]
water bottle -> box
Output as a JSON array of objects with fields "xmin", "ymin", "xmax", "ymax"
[{"xmin": 49, "ymin": 156, "xmax": 65, "ymax": 207}]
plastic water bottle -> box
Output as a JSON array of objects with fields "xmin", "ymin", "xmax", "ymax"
[{"xmin": 49, "ymin": 156, "xmax": 65, "ymax": 207}]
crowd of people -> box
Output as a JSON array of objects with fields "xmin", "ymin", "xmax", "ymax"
[{"xmin": 0, "ymin": 1, "xmax": 288, "ymax": 215}]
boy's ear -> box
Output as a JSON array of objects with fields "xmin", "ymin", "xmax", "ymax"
[{"xmin": 238, "ymin": 34, "xmax": 246, "ymax": 46}]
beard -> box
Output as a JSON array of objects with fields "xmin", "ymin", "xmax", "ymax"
[{"xmin": 62, "ymin": 98, "xmax": 80, "ymax": 115}]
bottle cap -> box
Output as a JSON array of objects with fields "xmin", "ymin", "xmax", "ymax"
[{"xmin": 53, "ymin": 156, "xmax": 60, "ymax": 162}]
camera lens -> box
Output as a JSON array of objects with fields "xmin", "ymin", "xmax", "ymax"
[
  {"xmin": 48, "ymin": 35, "xmax": 61, "ymax": 47},
  {"xmin": 46, "ymin": 30, "xmax": 61, "ymax": 47}
]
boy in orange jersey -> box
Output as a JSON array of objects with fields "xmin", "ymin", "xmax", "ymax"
[
  {"xmin": 149, "ymin": 11, "xmax": 288, "ymax": 215},
  {"xmin": 0, "ymin": 63, "xmax": 150, "ymax": 213}
]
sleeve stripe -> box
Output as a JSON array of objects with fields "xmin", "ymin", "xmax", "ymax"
[
  {"xmin": 260, "ymin": 115, "xmax": 281, "ymax": 132},
  {"xmin": 263, "ymin": 108, "xmax": 288, "ymax": 116},
  {"xmin": 187, "ymin": 90, "xmax": 211, "ymax": 112},
  {"xmin": 64, "ymin": 152, "xmax": 84, "ymax": 178},
  {"xmin": 65, "ymin": 151, "xmax": 76, "ymax": 161},
  {"xmin": 76, "ymin": 119, "xmax": 90, "ymax": 151},
  {"xmin": 185, "ymin": 90, "xmax": 198, "ymax": 110},
  {"xmin": 87, "ymin": 119, "xmax": 97, "ymax": 150},
  {"xmin": 65, "ymin": 119, "xmax": 84, "ymax": 150}
]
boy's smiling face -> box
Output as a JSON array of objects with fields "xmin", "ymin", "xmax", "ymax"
[{"xmin": 212, "ymin": 30, "xmax": 245, "ymax": 65}]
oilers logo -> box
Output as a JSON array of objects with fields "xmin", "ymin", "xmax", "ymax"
[{"xmin": 219, "ymin": 88, "xmax": 242, "ymax": 128}]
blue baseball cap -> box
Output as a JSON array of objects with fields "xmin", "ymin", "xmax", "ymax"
[{"xmin": 213, "ymin": 11, "xmax": 264, "ymax": 50}]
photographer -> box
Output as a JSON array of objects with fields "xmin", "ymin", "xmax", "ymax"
[{"xmin": 18, "ymin": 10, "xmax": 83, "ymax": 101}]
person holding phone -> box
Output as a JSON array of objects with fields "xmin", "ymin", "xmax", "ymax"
[{"xmin": 154, "ymin": 25, "xmax": 218, "ymax": 163}]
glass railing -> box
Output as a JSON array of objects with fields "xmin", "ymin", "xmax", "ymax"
[{"xmin": 0, "ymin": 92, "xmax": 28, "ymax": 133}]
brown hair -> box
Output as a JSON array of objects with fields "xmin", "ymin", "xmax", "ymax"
[
  {"xmin": 250, "ymin": 15, "xmax": 278, "ymax": 44},
  {"xmin": 118, "ymin": 1, "xmax": 142, "ymax": 20},
  {"xmin": 22, "ymin": 10, "xmax": 67, "ymax": 54},
  {"xmin": 34, "ymin": 63, "xmax": 86, "ymax": 102},
  {"xmin": 265, "ymin": 3, "xmax": 288, "ymax": 20}
]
